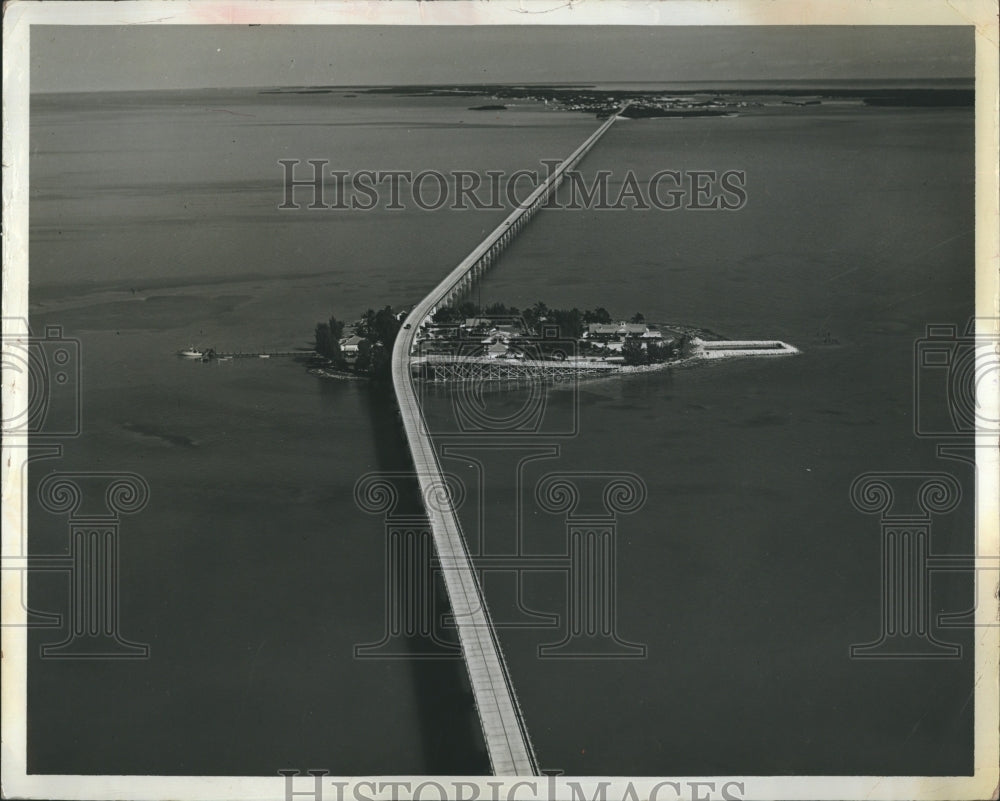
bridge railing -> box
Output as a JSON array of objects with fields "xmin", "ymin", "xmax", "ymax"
[{"xmin": 431, "ymin": 105, "xmax": 629, "ymax": 313}]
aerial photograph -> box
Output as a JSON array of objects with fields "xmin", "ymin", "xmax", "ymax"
[{"xmin": 3, "ymin": 7, "xmax": 997, "ymax": 801}]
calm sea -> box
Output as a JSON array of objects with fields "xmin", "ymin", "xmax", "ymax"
[{"xmin": 27, "ymin": 88, "xmax": 975, "ymax": 776}]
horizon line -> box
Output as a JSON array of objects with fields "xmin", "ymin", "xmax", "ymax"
[{"xmin": 31, "ymin": 77, "xmax": 976, "ymax": 96}]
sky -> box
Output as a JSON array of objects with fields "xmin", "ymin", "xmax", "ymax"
[{"xmin": 31, "ymin": 25, "xmax": 974, "ymax": 93}]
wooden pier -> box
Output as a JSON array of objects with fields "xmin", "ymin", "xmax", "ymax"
[
  {"xmin": 213, "ymin": 351, "xmax": 311, "ymax": 358},
  {"xmin": 182, "ymin": 349, "xmax": 315, "ymax": 360}
]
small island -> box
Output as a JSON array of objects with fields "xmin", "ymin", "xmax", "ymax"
[
  {"xmin": 308, "ymin": 300, "xmax": 795, "ymax": 385},
  {"xmin": 180, "ymin": 300, "xmax": 795, "ymax": 379}
]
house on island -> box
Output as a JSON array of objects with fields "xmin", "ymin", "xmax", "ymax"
[
  {"xmin": 585, "ymin": 322, "xmax": 660, "ymax": 338},
  {"xmin": 423, "ymin": 322, "xmax": 461, "ymax": 340},
  {"xmin": 339, "ymin": 334, "xmax": 365, "ymax": 363},
  {"xmin": 582, "ymin": 322, "xmax": 664, "ymax": 350},
  {"xmin": 486, "ymin": 342, "xmax": 510, "ymax": 359},
  {"xmin": 466, "ymin": 318, "xmax": 522, "ymax": 337}
]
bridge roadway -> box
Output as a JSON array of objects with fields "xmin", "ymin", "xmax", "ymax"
[{"xmin": 391, "ymin": 107, "xmax": 626, "ymax": 775}]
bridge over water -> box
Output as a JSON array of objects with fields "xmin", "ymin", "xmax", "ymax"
[{"xmin": 391, "ymin": 107, "xmax": 627, "ymax": 775}]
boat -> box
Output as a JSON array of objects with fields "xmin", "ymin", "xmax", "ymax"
[{"xmin": 179, "ymin": 347, "xmax": 203, "ymax": 359}]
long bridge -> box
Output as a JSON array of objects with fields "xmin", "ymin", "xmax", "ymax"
[{"xmin": 390, "ymin": 107, "xmax": 627, "ymax": 775}]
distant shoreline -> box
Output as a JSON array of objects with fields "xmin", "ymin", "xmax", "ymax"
[
  {"xmin": 263, "ymin": 82, "xmax": 974, "ymax": 110},
  {"xmin": 30, "ymin": 78, "xmax": 975, "ymax": 98}
]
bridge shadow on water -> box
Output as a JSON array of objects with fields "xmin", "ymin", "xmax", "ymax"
[{"xmin": 363, "ymin": 384, "xmax": 491, "ymax": 775}]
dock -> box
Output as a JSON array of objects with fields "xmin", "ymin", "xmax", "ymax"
[
  {"xmin": 695, "ymin": 340, "xmax": 799, "ymax": 359},
  {"xmin": 180, "ymin": 350, "xmax": 314, "ymax": 360}
]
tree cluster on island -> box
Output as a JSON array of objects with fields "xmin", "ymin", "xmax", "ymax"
[
  {"xmin": 431, "ymin": 300, "xmax": 621, "ymax": 339},
  {"xmin": 621, "ymin": 337, "xmax": 682, "ymax": 366},
  {"xmin": 314, "ymin": 306, "xmax": 402, "ymax": 382},
  {"xmin": 313, "ymin": 315, "xmax": 345, "ymax": 362}
]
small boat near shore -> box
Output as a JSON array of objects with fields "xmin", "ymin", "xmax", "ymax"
[{"xmin": 179, "ymin": 346, "xmax": 219, "ymax": 361}]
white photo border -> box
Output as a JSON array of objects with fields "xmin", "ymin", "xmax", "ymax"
[{"xmin": 2, "ymin": 2, "xmax": 997, "ymax": 800}]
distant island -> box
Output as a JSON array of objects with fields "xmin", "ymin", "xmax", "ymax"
[{"xmin": 261, "ymin": 82, "xmax": 972, "ymax": 119}]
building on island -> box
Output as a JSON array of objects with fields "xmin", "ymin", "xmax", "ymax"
[
  {"xmin": 339, "ymin": 334, "xmax": 365, "ymax": 363},
  {"xmin": 585, "ymin": 322, "xmax": 662, "ymax": 339},
  {"xmin": 583, "ymin": 322, "xmax": 665, "ymax": 351}
]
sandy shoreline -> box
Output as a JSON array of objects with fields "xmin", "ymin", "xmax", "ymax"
[{"xmin": 308, "ymin": 350, "xmax": 798, "ymax": 384}]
